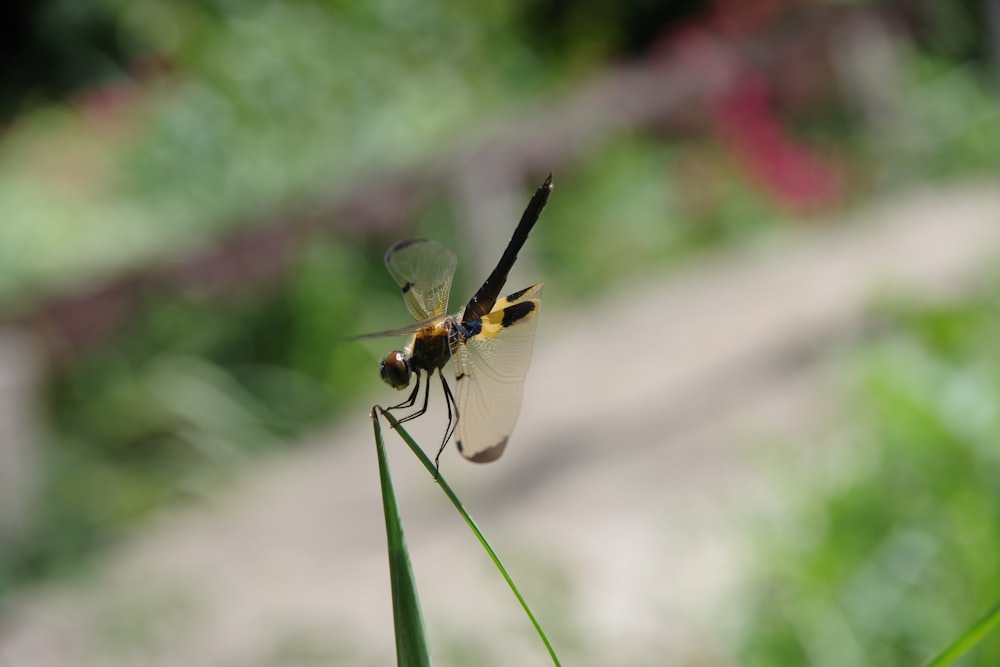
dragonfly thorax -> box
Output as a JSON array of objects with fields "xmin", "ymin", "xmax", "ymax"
[
  {"xmin": 410, "ymin": 320, "xmax": 454, "ymax": 371},
  {"xmin": 381, "ymin": 318, "xmax": 460, "ymax": 391}
]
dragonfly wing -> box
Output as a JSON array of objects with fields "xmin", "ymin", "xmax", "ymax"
[
  {"xmin": 453, "ymin": 285, "xmax": 542, "ymax": 462},
  {"xmin": 385, "ymin": 238, "xmax": 457, "ymax": 321},
  {"xmin": 491, "ymin": 283, "xmax": 543, "ymax": 310},
  {"xmin": 344, "ymin": 314, "xmax": 446, "ymax": 341}
]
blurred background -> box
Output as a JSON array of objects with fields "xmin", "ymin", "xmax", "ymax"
[{"xmin": 1, "ymin": 0, "xmax": 1000, "ymax": 665}]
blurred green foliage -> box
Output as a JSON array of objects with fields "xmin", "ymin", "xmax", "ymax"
[
  {"xmin": 0, "ymin": 0, "xmax": 546, "ymax": 311},
  {"xmin": 735, "ymin": 283, "xmax": 1000, "ymax": 666},
  {"xmin": 114, "ymin": 0, "xmax": 543, "ymax": 223},
  {"xmin": 3, "ymin": 2, "xmax": 1000, "ymax": 307},
  {"xmin": 534, "ymin": 136, "xmax": 781, "ymax": 297},
  {"xmin": 2, "ymin": 238, "xmax": 393, "ymax": 589},
  {"xmin": 4, "ymin": 135, "xmax": 783, "ymax": 592},
  {"xmin": 0, "ymin": 1, "xmax": 138, "ymax": 120},
  {"xmin": 3, "ymin": 0, "xmax": 1000, "ymax": 632},
  {"xmin": 886, "ymin": 55, "xmax": 1000, "ymax": 181}
]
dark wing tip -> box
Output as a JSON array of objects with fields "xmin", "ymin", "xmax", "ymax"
[
  {"xmin": 542, "ymin": 174, "xmax": 553, "ymax": 190},
  {"xmin": 458, "ymin": 437, "xmax": 508, "ymax": 463},
  {"xmin": 384, "ymin": 237, "xmax": 428, "ymax": 263}
]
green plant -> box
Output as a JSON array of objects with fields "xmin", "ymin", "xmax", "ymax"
[
  {"xmin": 373, "ymin": 407, "xmax": 561, "ymax": 666},
  {"xmin": 734, "ymin": 287, "xmax": 1000, "ymax": 666}
]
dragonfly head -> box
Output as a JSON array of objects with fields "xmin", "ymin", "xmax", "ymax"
[{"xmin": 379, "ymin": 350, "xmax": 412, "ymax": 389}]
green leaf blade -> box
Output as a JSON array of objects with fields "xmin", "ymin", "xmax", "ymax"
[
  {"xmin": 379, "ymin": 408, "xmax": 562, "ymax": 666},
  {"xmin": 925, "ymin": 599, "xmax": 1000, "ymax": 667},
  {"xmin": 371, "ymin": 406, "xmax": 433, "ymax": 667}
]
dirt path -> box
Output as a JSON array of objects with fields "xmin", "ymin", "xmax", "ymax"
[{"xmin": 2, "ymin": 182, "xmax": 1000, "ymax": 667}]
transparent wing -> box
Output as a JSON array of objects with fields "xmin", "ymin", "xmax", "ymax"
[
  {"xmin": 343, "ymin": 314, "xmax": 445, "ymax": 341},
  {"xmin": 384, "ymin": 238, "xmax": 457, "ymax": 321},
  {"xmin": 453, "ymin": 284, "xmax": 542, "ymax": 463}
]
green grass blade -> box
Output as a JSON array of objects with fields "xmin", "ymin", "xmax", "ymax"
[
  {"xmin": 371, "ymin": 407, "xmax": 433, "ymax": 667},
  {"xmin": 378, "ymin": 407, "xmax": 562, "ymax": 667},
  {"xmin": 924, "ymin": 598, "xmax": 1000, "ymax": 667}
]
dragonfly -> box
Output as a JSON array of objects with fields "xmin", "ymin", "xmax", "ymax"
[{"xmin": 364, "ymin": 175, "xmax": 553, "ymax": 472}]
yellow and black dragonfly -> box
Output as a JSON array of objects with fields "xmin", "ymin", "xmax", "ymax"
[{"xmin": 362, "ymin": 175, "xmax": 553, "ymax": 471}]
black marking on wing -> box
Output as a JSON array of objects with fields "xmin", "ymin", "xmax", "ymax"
[
  {"xmin": 383, "ymin": 237, "xmax": 426, "ymax": 268},
  {"xmin": 504, "ymin": 286, "xmax": 532, "ymax": 302},
  {"xmin": 501, "ymin": 301, "xmax": 536, "ymax": 327},
  {"xmin": 457, "ymin": 437, "xmax": 508, "ymax": 463},
  {"xmin": 401, "ymin": 281, "xmax": 414, "ymax": 294},
  {"xmin": 456, "ymin": 371, "xmax": 467, "ymax": 381},
  {"xmin": 385, "ymin": 237, "xmax": 426, "ymax": 255}
]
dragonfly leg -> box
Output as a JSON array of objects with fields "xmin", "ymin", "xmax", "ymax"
[
  {"xmin": 395, "ymin": 371, "xmax": 432, "ymax": 424},
  {"xmin": 434, "ymin": 369, "xmax": 460, "ymax": 476},
  {"xmin": 387, "ymin": 370, "xmax": 420, "ymax": 412}
]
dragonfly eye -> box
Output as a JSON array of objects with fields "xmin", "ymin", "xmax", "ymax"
[{"xmin": 380, "ymin": 351, "xmax": 411, "ymax": 389}]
